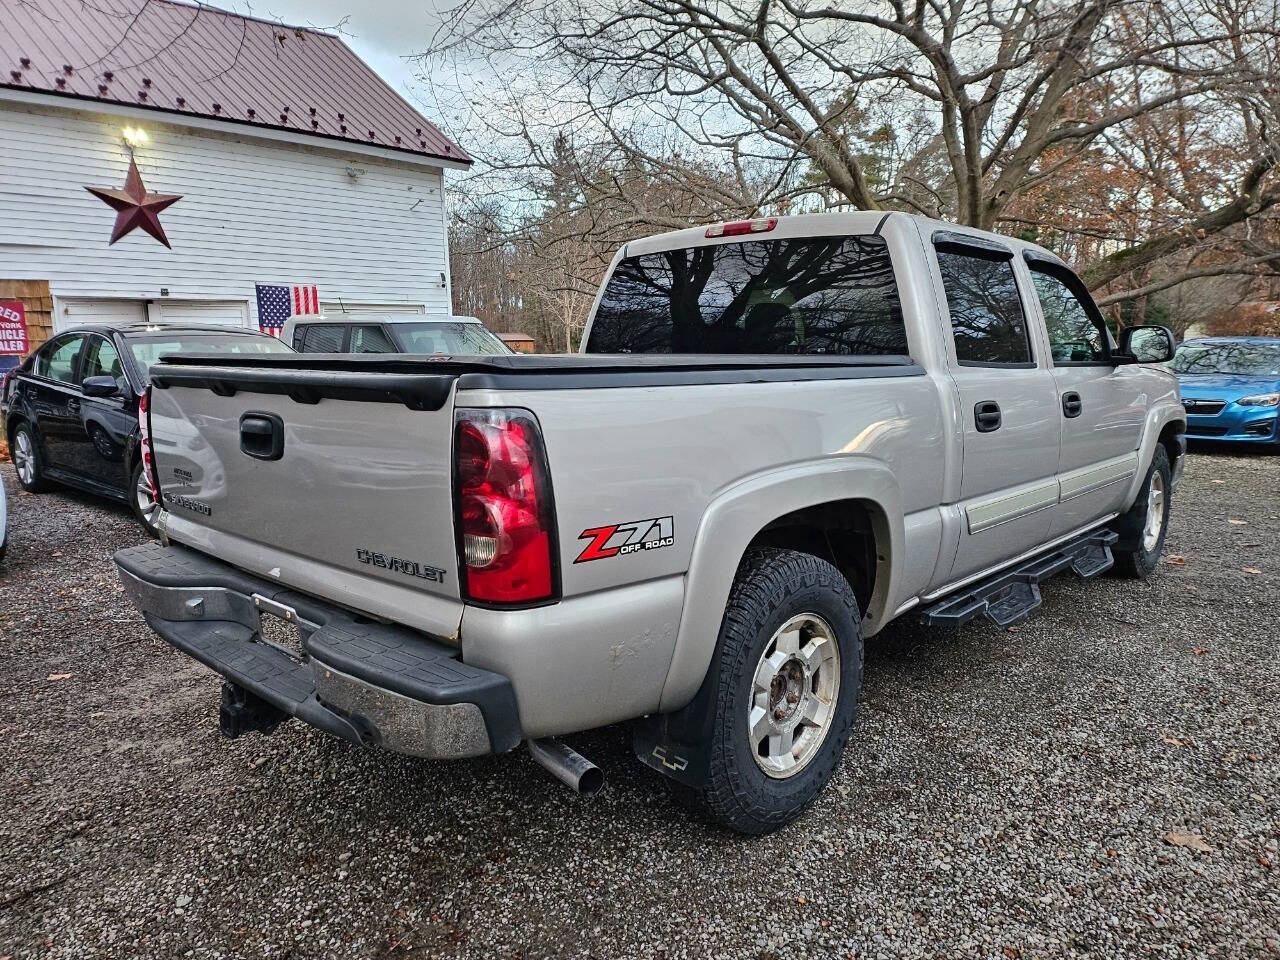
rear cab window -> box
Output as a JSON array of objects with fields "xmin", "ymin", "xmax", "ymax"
[{"xmin": 585, "ymin": 235, "xmax": 908, "ymax": 356}]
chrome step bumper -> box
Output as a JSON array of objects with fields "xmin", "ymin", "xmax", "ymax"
[{"xmin": 114, "ymin": 542, "xmax": 522, "ymax": 758}]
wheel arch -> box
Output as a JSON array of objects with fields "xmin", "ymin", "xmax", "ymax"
[
  {"xmin": 749, "ymin": 498, "xmax": 886, "ymax": 622},
  {"xmin": 656, "ymin": 458, "xmax": 903, "ymax": 713},
  {"xmin": 5, "ymin": 410, "xmax": 30, "ymax": 445},
  {"xmin": 1157, "ymin": 418, "xmax": 1186, "ymax": 479},
  {"xmin": 1123, "ymin": 402, "xmax": 1187, "ymax": 506}
]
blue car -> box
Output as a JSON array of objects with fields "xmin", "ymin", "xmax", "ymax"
[{"xmin": 1173, "ymin": 336, "xmax": 1280, "ymax": 448}]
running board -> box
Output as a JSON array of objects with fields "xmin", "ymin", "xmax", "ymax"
[{"xmin": 921, "ymin": 529, "xmax": 1118, "ymax": 628}]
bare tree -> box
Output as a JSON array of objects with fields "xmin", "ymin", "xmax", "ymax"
[{"xmin": 426, "ymin": 0, "xmax": 1279, "ymax": 304}]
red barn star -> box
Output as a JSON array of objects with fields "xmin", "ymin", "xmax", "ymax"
[{"xmin": 86, "ymin": 159, "xmax": 182, "ymax": 248}]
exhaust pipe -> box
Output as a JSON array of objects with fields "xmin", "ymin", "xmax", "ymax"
[{"xmin": 527, "ymin": 737, "xmax": 604, "ymax": 795}]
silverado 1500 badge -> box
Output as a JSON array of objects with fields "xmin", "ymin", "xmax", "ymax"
[
  {"xmin": 168, "ymin": 493, "xmax": 212, "ymax": 516},
  {"xmin": 575, "ymin": 516, "xmax": 675, "ymax": 563},
  {"xmin": 356, "ymin": 549, "xmax": 447, "ymax": 583}
]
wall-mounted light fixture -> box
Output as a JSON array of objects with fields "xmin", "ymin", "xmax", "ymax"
[{"xmin": 122, "ymin": 126, "xmax": 149, "ymax": 149}]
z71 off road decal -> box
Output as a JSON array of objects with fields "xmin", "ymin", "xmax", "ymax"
[{"xmin": 575, "ymin": 516, "xmax": 674, "ymax": 563}]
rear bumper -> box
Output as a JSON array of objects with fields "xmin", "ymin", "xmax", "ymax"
[{"xmin": 114, "ymin": 542, "xmax": 522, "ymax": 758}]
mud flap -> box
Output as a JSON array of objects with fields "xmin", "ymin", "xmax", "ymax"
[{"xmin": 631, "ymin": 658, "xmax": 726, "ymax": 788}]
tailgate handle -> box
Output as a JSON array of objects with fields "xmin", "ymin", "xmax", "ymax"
[{"xmin": 239, "ymin": 412, "xmax": 285, "ymax": 461}]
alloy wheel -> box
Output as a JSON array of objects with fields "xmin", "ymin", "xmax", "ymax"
[
  {"xmin": 1142, "ymin": 470, "xmax": 1166, "ymax": 553},
  {"xmin": 135, "ymin": 470, "xmax": 161, "ymax": 529},
  {"xmin": 748, "ymin": 613, "xmax": 841, "ymax": 778},
  {"xmin": 13, "ymin": 430, "xmax": 35, "ymax": 485}
]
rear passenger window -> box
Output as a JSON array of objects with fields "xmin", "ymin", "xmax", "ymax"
[
  {"xmin": 350, "ymin": 325, "xmax": 396, "ymax": 353},
  {"xmin": 37, "ymin": 335, "xmax": 85, "ymax": 383},
  {"xmin": 299, "ymin": 324, "xmax": 345, "ymax": 353},
  {"xmin": 936, "ymin": 250, "xmax": 1032, "ymax": 365}
]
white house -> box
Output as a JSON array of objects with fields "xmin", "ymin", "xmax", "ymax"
[{"xmin": 0, "ymin": 0, "xmax": 469, "ymax": 350}]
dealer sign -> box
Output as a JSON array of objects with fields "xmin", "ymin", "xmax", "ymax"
[{"xmin": 0, "ymin": 300, "xmax": 29, "ymax": 355}]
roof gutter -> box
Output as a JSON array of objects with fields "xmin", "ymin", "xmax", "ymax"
[{"xmin": 0, "ymin": 86, "xmax": 471, "ymax": 172}]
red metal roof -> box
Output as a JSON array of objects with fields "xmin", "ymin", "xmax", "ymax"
[{"xmin": 0, "ymin": 0, "xmax": 469, "ymax": 165}]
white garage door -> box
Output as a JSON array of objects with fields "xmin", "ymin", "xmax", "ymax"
[
  {"xmin": 148, "ymin": 301, "xmax": 249, "ymax": 327},
  {"xmin": 319, "ymin": 301, "xmax": 426, "ymax": 316},
  {"xmin": 58, "ymin": 298, "xmax": 146, "ymax": 330}
]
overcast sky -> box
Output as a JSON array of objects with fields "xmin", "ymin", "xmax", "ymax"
[{"xmin": 221, "ymin": 0, "xmax": 456, "ymax": 117}]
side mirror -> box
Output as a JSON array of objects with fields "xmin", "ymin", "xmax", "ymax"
[
  {"xmin": 1118, "ymin": 325, "xmax": 1175, "ymax": 364},
  {"xmin": 81, "ymin": 374, "xmax": 122, "ymax": 398}
]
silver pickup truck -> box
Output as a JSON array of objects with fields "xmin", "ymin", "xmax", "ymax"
[{"xmin": 115, "ymin": 212, "xmax": 1185, "ymax": 834}]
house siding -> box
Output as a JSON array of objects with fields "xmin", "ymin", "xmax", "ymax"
[{"xmin": 0, "ymin": 101, "xmax": 449, "ymax": 334}]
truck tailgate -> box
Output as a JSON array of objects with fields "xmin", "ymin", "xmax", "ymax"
[{"xmin": 148, "ymin": 366, "xmax": 463, "ymax": 639}]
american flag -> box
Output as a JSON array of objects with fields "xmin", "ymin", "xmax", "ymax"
[{"xmin": 255, "ymin": 283, "xmax": 321, "ymax": 336}]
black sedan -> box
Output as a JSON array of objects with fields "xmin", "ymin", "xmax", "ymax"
[{"xmin": 2, "ymin": 323, "xmax": 292, "ymax": 532}]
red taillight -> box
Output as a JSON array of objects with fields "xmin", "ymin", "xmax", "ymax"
[
  {"xmin": 454, "ymin": 408, "xmax": 557, "ymax": 605},
  {"xmin": 138, "ymin": 387, "xmax": 161, "ymax": 504},
  {"xmin": 705, "ymin": 217, "xmax": 777, "ymax": 238}
]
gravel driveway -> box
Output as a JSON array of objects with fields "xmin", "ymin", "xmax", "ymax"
[{"xmin": 1, "ymin": 450, "xmax": 1276, "ymax": 959}]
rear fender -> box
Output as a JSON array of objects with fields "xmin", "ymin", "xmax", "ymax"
[
  {"xmin": 657, "ymin": 457, "xmax": 902, "ymax": 714},
  {"xmin": 636, "ymin": 458, "xmax": 901, "ymax": 786}
]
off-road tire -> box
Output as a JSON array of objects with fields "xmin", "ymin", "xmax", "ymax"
[
  {"xmin": 686, "ymin": 548, "xmax": 862, "ymax": 835},
  {"xmin": 1111, "ymin": 446, "xmax": 1172, "ymax": 579},
  {"xmin": 11, "ymin": 422, "xmax": 50, "ymax": 493}
]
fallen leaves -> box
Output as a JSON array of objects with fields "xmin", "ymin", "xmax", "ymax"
[
  {"xmin": 1163, "ymin": 831, "xmax": 1214, "ymax": 854},
  {"xmin": 1228, "ymin": 519, "xmax": 1248, "ymax": 526},
  {"xmin": 1160, "ymin": 734, "xmax": 1186, "ymax": 747},
  {"xmin": 46, "ymin": 673, "xmax": 72, "ymax": 682},
  {"xmin": 1193, "ymin": 647, "xmax": 1209, "ymax": 656},
  {"xmin": 1243, "ymin": 567, "xmax": 1263, "ymax": 575},
  {"xmin": 1166, "ymin": 554, "xmax": 1187, "ymax": 566}
]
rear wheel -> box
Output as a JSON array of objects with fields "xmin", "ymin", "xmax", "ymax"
[
  {"xmin": 130, "ymin": 457, "xmax": 161, "ymax": 536},
  {"xmin": 11, "ymin": 423, "xmax": 49, "ymax": 493},
  {"xmin": 686, "ymin": 548, "xmax": 862, "ymax": 835},
  {"xmin": 1112, "ymin": 446, "xmax": 1172, "ymax": 579}
]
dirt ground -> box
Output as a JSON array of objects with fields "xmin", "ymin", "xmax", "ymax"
[{"xmin": 0, "ymin": 447, "xmax": 1276, "ymax": 959}]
